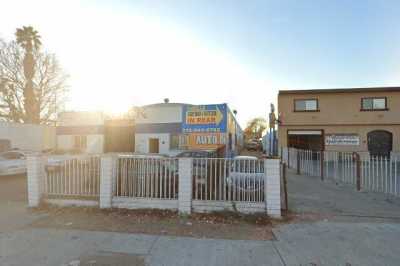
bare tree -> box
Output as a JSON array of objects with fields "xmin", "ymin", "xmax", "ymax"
[
  {"xmin": 244, "ymin": 117, "xmax": 267, "ymax": 140},
  {"xmin": 0, "ymin": 37, "xmax": 68, "ymax": 124}
]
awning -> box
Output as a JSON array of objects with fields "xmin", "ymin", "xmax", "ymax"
[{"xmin": 288, "ymin": 130, "xmax": 322, "ymax": 135}]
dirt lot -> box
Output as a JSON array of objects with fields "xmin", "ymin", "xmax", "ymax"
[
  {"xmin": 29, "ymin": 205, "xmax": 287, "ymax": 240},
  {"xmin": 0, "ymin": 174, "xmax": 27, "ymax": 202}
]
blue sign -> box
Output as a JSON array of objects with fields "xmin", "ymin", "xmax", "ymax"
[{"xmin": 182, "ymin": 104, "xmax": 227, "ymax": 133}]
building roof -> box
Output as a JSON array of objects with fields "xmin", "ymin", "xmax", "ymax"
[
  {"xmin": 141, "ymin": 103, "xmax": 191, "ymax": 108},
  {"xmin": 279, "ymin": 86, "xmax": 400, "ymax": 95}
]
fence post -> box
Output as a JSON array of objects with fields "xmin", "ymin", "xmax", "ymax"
[
  {"xmin": 265, "ymin": 159, "xmax": 281, "ymax": 218},
  {"xmin": 320, "ymin": 150, "xmax": 324, "ymax": 181},
  {"xmin": 282, "ymin": 163, "xmax": 288, "ymax": 211},
  {"xmin": 100, "ymin": 155, "xmax": 115, "ymax": 208},
  {"xmin": 27, "ymin": 156, "xmax": 45, "ymax": 207},
  {"xmin": 353, "ymin": 152, "xmax": 361, "ymax": 191},
  {"xmin": 178, "ymin": 158, "xmax": 193, "ymax": 214},
  {"xmin": 296, "ymin": 151, "xmax": 300, "ymax": 175}
]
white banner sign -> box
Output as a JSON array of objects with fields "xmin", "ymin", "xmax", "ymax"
[{"xmin": 325, "ymin": 134, "xmax": 360, "ymax": 146}]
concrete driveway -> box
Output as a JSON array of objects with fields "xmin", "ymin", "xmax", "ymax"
[
  {"xmin": 287, "ymin": 170, "xmax": 400, "ymax": 219},
  {"xmin": 0, "ymin": 174, "xmax": 27, "ymax": 203},
  {"xmin": 0, "ymin": 174, "xmax": 45, "ymax": 233}
]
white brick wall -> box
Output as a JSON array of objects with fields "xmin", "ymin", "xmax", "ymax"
[
  {"xmin": 27, "ymin": 156, "xmax": 45, "ymax": 207},
  {"xmin": 99, "ymin": 156, "xmax": 115, "ymax": 208},
  {"xmin": 45, "ymin": 199, "xmax": 98, "ymax": 207},
  {"xmin": 112, "ymin": 198, "xmax": 178, "ymax": 210},
  {"xmin": 27, "ymin": 155, "xmax": 283, "ymax": 218},
  {"xmin": 265, "ymin": 159, "xmax": 281, "ymax": 218},
  {"xmin": 178, "ymin": 158, "xmax": 193, "ymax": 214},
  {"xmin": 192, "ymin": 201, "xmax": 265, "ymax": 214}
]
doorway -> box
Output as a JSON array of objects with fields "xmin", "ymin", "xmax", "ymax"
[
  {"xmin": 367, "ymin": 130, "xmax": 392, "ymax": 157},
  {"xmin": 287, "ymin": 130, "xmax": 323, "ymax": 151},
  {"xmin": 104, "ymin": 119, "xmax": 135, "ymax": 153},
  {"xmin": 0, "ymin": 139, "xmax": 11, "ymax": 152},
  {"xmin": 149, "ymin": 138, "xmax": 160, "ymax": 153}
]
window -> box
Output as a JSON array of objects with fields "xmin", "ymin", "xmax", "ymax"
[
  {"xmin": 178, "ymin": 152, "xmax": 192, "ymax": 157},
  {"xmin": 74, "ymin": 135, "xmax": 87, "ymax": 149},
  {"xmin": 361, "ymin": 97, "xmax": 387, "ymax": 111},
  {"xmin": 294, "ymin": 99, "xmax": 318, "ymax": 112},
  {"xmin": 0, "ymin": 152, "xmax": 24, "ymax": 160},
  {"xmin": 178, "ymin": 135, "xmax": 189, "ymax": 148},
  {"xmin": 170, "ymin": 134, "xmax": 180, "ymax": 149}
]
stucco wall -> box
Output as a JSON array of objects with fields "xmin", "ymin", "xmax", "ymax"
[
  {"xmin": 279, "ymin": 125, "xmax": 400, "ymax": 152},
  {"xmin": 135, "ymin": 133, "xmax": 171, "ymax": 155},
  {"xmin": 136, "ymin": 104, "xmax": 183, "ymax": 124},
  {"xmin": 135, "ymin": 103, "xmax": 243, "ymax": 156},
  {"xmin": 278, "ymin": 89, "xmax": 400, "ymax": 152},
  {"xmin": 0, "ymin": 122, "xmax": 56, "ymax": 151},
  {"xmin": 56, "ymin": 111, "xmax": 105, "ymax": 153},
  {"xmin": 58, "ymin": 111, "xmax": 105, "ymax": 126},
  {"xmin": 278, "ymin": 90, "xmax": 400, "ymax": 126},
  {"xmin": 57, "ymin": 135, "xmax": 104, "ymax": 154},
  {"xmin": 135, "ymin": 104, "xmax": 182, "ymax": 156}
]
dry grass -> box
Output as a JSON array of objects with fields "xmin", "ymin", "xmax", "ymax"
[{"xmin": 29, "ymin": 204, "xmax": 285, "ymax": 240}]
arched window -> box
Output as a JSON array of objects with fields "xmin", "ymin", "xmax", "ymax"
[{"xmin": 367, "ymin": 130, "xmax": 392, "ymax": 157}]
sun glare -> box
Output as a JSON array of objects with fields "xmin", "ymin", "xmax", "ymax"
[{"xmin": 0, "ymin": 0, "xmax": 275, "ymax": 126}]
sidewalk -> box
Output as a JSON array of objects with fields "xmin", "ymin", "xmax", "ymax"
[
  {"xmin": 0, "ymin": 228, "xmax": 282, "ymax": 266},
  {"xmin": 1, "ymin": 172, "xmax": 400, "ymax": 265},
  {"xmin": 1, "ymin": 221, "xmax": 400, "ymax": 266}
]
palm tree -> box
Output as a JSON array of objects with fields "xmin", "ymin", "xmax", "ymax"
[{"xmin": 15, "ymin": 26, "xmax": 41, "ymax": 123}]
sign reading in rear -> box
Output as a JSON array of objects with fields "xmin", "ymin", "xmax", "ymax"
[
  {"xmin": 182, "ymin": 104, "xmax": 227, "ymax": 133},
  {"xmin": 325, "ymin": 134, "xmax": 360, "ymax": 146}
]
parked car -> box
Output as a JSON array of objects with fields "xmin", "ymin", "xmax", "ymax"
[
  {"xmin": 0, "ymin": 150, "xmax": 37, "ymax": 176},
  {"xmin": 245, "ymin": 140, "xmax": 261, "ymax": 151},
  {"xmin": 176, "ymin": 150, "xmax": 218, "ymax": 185},
  {"xmin": 117, "ymin": 153, "xmax": 172, "ymax": 176},
  {"xmin": 226, "ymin": 156, "xmax": 264, "ymax": 192},
  {"xmin": 175, "ymin": 150, "xmax": 218, "ymax": 159}
]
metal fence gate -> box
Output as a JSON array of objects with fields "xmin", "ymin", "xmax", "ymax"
[{"xmin": 282, "ymin": 148, "xmax": 400, "ymax": 197}]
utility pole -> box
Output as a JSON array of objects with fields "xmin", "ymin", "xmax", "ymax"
[{"xmin": 269, "ymin": 103, "xmax": 276, "ymax": 156}]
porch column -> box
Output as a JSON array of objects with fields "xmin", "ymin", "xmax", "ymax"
[
  {"xmin": 27, "ymin": 156, "xmax": 46, "ymax": 207},
  {"xmin": 178, "ymin": 158, "xmax": 193, "ymax": 214},
  {"xmin": 100, "ymin": 155, "xmax": 116, "ymax": 208},
  {"xmin": 265, "ymin": 159, "xmax": 281, "ymax": 218}
]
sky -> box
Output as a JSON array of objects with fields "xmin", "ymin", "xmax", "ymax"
[{"xmin": 0, "ymin": 0, "xmax": 400, "ymax": 127}]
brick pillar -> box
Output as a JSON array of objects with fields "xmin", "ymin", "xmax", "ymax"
[
  {"xmin": 27, "ymin": 156, "xmax": 45, "ymax": 207},
  {"xmin": 265, "ymin": 159, "xmax": 281, "ymax": 218},
  {"xmin": 178, "ymin": 158, "xmax": 193, "ymax": 214},
  {"xmin": 100, "ymin": 155, "xmax": 115, "ymax": 208}
]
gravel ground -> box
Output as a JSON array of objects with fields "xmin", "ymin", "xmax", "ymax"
[{"xmin": 0, "ymin": 174, "xmax": 27, "ymax": 202}]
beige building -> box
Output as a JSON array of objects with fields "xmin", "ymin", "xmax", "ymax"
[{"xmin": 278, "ymin": 87, "xmax": 400, "ymax": 156}]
